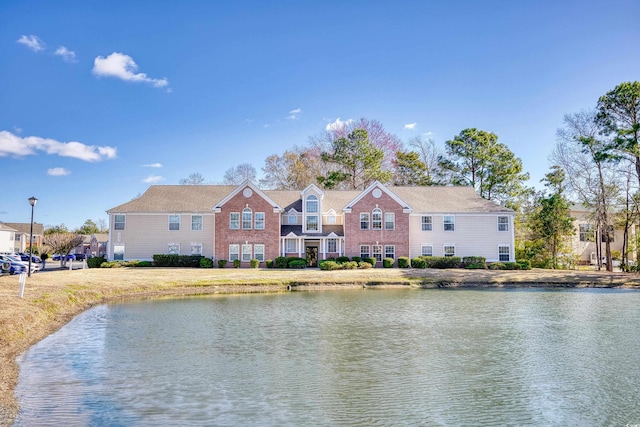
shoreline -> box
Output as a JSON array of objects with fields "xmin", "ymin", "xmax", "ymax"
[{"xmin": 1, "ymin": 267, "xmax": 638, "ymax": 426}]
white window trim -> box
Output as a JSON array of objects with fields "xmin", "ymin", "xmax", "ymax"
[
  {"xmin": 191, "ymin": 215, "xmax": 203, "ymax": 231},
  {"xmin": 443, "ymin": 244, "xmax": 456, "ymax": 257},
  {"xmin": 373, "ymin": 245, "xmax": 383, "ymax": 262},
  {"xmin": 327, "ymin": 238, "xmax": 337, "ymax": 253},
  {"xmin": 230, "ymin": 212, "xmax": 240, "ymax": 230},
  {"xmin": 169, "ymin": 215, "xmax": 180, "ymax": 231},
  {"xmin": 168, "ymin": 243, "xmax": 180, "ymax": 254},
  {"xmin": 242, "ymin": 244, "xmax": 252, "ymax": 262},
  {"xmin": 498, "ymin": 245, "xmax": 510, "ymax": 262},
  {"xmin": 242, "ymin": 208, "xmax": 252, "ymax": 230},
  {"xmin": 255, "ymin": 212, "xmax": 265, "ymax": 230},
  {"xmin": 421, "ymin": 215, "xmax": 432, "ymax": 231},
  {"xmin": 254, "ymin": 244, "xmax": 265, "ymax": 261},
  {"xmin": 421, "ymin": 244, "xmax": 433, "ymax": 257},
  {"xmin": 190, "ymin": 243, "xmax": 203, "ymax": 255},
  {"xmin": 229, "ymin": 244, "xmax": 239, "ymax": 261},
  {"xmin": 360, "ymin": 245, "xmax": 370, "ymax": 259},
  {"xmin": 114, "ymin": 214, "xmax": 126, "ymax": 231},
  {"xmin": 372, "ymin": 208, "xmax": 382, "ymax": 230},
  {"xmin": 360, "ymin": 213, "xmax": 370, "ymax": 230},
  {"xmin": 385, "ymin": 212, "xmax": 395, "ymax": 230},
  {"xmin": 384, "ymin": 245, "xmax": 395, "ymax": 259},
  {"xmin": 498, "ymin": 216, "xmax": 509, "ymax": 232},
  {"xmin": 285, "ymin": 238, "xmax": 297, "ymax": 253},
  {"xmin": 444, "ymin": 215, "xmax": 455, "ymax": 232}
]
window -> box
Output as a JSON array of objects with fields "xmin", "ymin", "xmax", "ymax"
[
  {"xmin": 444, "ymin": 215, "xmax": 455, "ymax": 231},
  {"xmin": 498, "ymin": 216, "xmax": 509, "ymax": 232},
  {"xmin": 385, "ymin": 245, "xmax": 395, "ymax": 260},
  {"xmin": 372, "ymin": 208, "xmax": 382, "ymax": 230},
  {"xmin": 242, "ymin": 208, "xmax": 252, "ymax": 229},
  {"xmin": 499, "ymin": 246, "xmax": 510, "ymax": 262},
  {"xmin": 327, "ymin": 215, "xmax": 336, "ymax": 224},
  {"xmin": 421, "ymin": 245, "xmax": 433, "ymax": 257},
  {"xmin": 191, "ymin": 215, "xmax": 203, "ymax": 231},
  {"xmin": 242, "ymin": 244, "xmax": 252, "ymax": 262},
  {"xmin": 113, "ymin": 244, "xmax": 124, "ymax": 261},
  {"xmin": 255, "ymin": 212, "xmax": 265, "ymax": 230},
  {"xmin": 114, "ymin": 214, "xmax": 125, "ymax": 230},
  {"xmin": 229, "ymin": 244, "xmax": 239, "ymax": 261},
  {"xmin": 421, "ymin": 216, "xmax": 432, "ymax": 231},
  {"xmin": 385, "ymin": 213, "xmax": 395, "ymax": 230},
  {"xmin": 444, "ymin": 245, "xmax": 455, "ymax": 257},
  {"xmin": 360, "ymin": 245, "xmax": 370, "ymax": 259},
  {"xmin": 601, "ymin": 225, "xmax": 614, "ymax": 243},
  {"xmin": 285, "ymin": 239, "xmax": 297, "ymax": 253},
  {"xmin": 327, "ymin": 238, "xmax": 337, "ymax": 253},
  {"xmin": 288, "ymin": 214, "xmax": 298, "ymax": 224},
  {"xmin": 373, "ymin": 245, "xmax": 383, "ymax": 262},
  {"xmin": 169, "ymin": 215, "xmax": 180, "ymax": 231},
  {"xmin": 254, "ymin": 244, "xmax": 265, "ymax": 262},
  {"xmin": 360, "ymin": 213, "xmax": 370, "ymax": 230},
  {"xmin": 306, "ymin": 195, "xmax": 318, "ymax": 213},
  {"xmin": 579, "ymin": 224, "xmax": 594, "ymax": 242},
  {"xmin": 168, "ymin": 243, "xmax": 180, "ymax": 254},
  {"xmin": 306, "ymin": 215, "xmax": 318, "ymax": 231},
  {"xmin": 230, "ymin": 212, "xmax": 240, "ymax": 230},
  {"xmin": 190, "ymin": 244, "xmax": 202, "ymax": 255}
]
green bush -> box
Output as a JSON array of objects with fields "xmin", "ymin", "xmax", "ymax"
[
  {"xmin": 462, "ymin": 256, "xmax": 486, "ymax": 268},
  {"xmin": 289, "ymin": 259, "xmax": 306, "ymax": 269},
  {"xmin": 502, "ymin": 262, "xmax": 518, "ymax": 270},
  {"xmin": 87, "ymin": 256, "xmax": 106, "ymax": 268},
  {"xmin": 397, "ymin": 257, "xmax": 410, "ymax": 268},
  {"xmin": 383, "ymin": 258, "xmax": 394, "ymax": 268},
  {"xmin": 411, "ymin": 258, "xmax": 427, "ymax": 268},
  {"xmin": 465, "ymin": 263, "xmax": 486, "ymax": 269},
  {"xmin": 152, "ymin": 254, "xmax": 203, "ymax": 268},
  {"xmin": 275, "ymin": 256, "xmax": 289, "ymax": 268},
  {"xmin": 516, "ymin": 260, "xmax": 532, "ymax": 270},
  {"xmin": 365, "ymin": 257, "xmax": 377, "ymax": 267},
  {"xmin": 250, "ymin": 259, "xmax": 260, "ymax": 268},
  {"xmin": 336, "ymin": 256, "xmax": 350, "ymax": 263},
  {"xmin": 489, "ymin": 262, "xmax": 505, "ymax": 270},
  {"xmin": 218, "ymin": 259, "xmax": 228, "ymax": 268},
  {"xmin": 233, "ymin": 259, "xmax": 241, "ymax": 268},
  {"xmin": 319, "ymin": 260, "xmax": 342, "ymax": 270},
  {"xmin": 351, "ymin": 256, "xmax": 362, "ymax": 263},
  {"xmin": 358, "ymin": 261, "xmax": 372, "ymax": 269},
  {"xmin": 200, "ymin": 258, "xmax": 214, "ymax": 268},
  {"xmin": 135, "ymin": 261, "xmax": 153, "ymax": 267},
  {"xmin": 266, "ymin": 259, "xmax": 273, "ymax": 268},
  {"xmin": 430, "ymin": 256, "xmax": 462, "ymax": 269}
]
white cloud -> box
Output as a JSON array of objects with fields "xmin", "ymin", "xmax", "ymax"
[
  {"xmin": 47, "ymin": 167, "xmax": 71, "ymax": 176},
  {"xmin": 0, "ymin": 130, "xmax": 117, "ymax": 162},
  {"xmin": 54, "ymin": 46, "xmax": 77, "ymax": 63},
  {"xmin": 92, "ymin": 52, "xmax": 169, "ymax": 88},
  {"xmin": 287, "ymin": 108, "xmax": 302, "ymax": 120},
  {"xmin": 17, "ymin": 35, "xmax": 45, "ymax": 52},
  {"xmin": 142, "ymin": 163, "xmax": 163, "ymax": 168},
  {"xmin": 326, "ymin": 118, "xmax": 354, "ymax": 131},
  {"xmin": 143, "ymin": 174, "xmax": 164, "ymax": 183},
  {"xmin": 404, "ymin": 123, "xmax": 417, "ymax": 130}
]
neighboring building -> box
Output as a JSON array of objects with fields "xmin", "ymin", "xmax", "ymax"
[
  {"xmin": 1, "ymin": 222, "xmax": 44, "ymax": 253},
  {"xmin": 72, "ymin": 234, "xmax": 109, "ymax": 258},
  {"xmin": 0, "ymin": 223, "xmax": 18, "ymax": 254},
  {"xmin": 569, "ymin": 205, "xmax": 634, "ymax": 265},
  {"xmin": 106, "ymin": 181, "xmax": 515, "ymax": 266}
]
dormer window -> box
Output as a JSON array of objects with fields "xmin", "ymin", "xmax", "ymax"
[{"xmin": 306, "ymin": 195, "xmax": 318, "ymax": 213}]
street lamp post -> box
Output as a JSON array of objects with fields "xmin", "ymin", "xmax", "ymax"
[{"xmin": 28, "ymin": 196, "xmax": 38, "ymax": 277}]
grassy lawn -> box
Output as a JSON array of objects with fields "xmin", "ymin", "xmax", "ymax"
[{"xmin": 0, "ymin": 266, "xmax": 638, "ymax": 426}]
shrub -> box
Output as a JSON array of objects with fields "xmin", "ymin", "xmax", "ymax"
[
  {"xmin": 502, "ymin": 262, "xmax": 518, "ymax": 270},
  {"xmin": 431, "ymin": 256, "xmax": 462, "ymax": 269},
  {"xmin": 218, "ymin": 259, "xmax": 228, "ymax": 268},
  {"xmin": 288, "ymin": 257, "xmax": 306, "ymax": 267},
  {"xmin": 462, "ymin": 256, "xmax": 486, "ymax": 268},
  {"xmin": 200, "ymin": 258, "xmax": 214, "ymax": 268},
  {"xmin": 383, "ymin": 258, "xmax": 394, "ymax": 268},
  {"xmin": 275, "ymin": 256, "xmax": 289, "ymax": 268},
  {"xmin": 365, "ymin": 257, "xmax": 377, "ymax": 267},
  {"xmin": 135, "ymin": 261, "xmax": 153, "ymax": 267},
  {"xmin": 87, "ymin": 256, "xmax": 106, "ymax": 268},
  {"xmin": 336, "ymin": 256, "xmax": 350, "ymax": 263},
  {"xmin": 516, "ymin": 260, "xmax": 532, "ymax": 270},
  {"xmin": 266, "ymin": 259, "xmax": 273, "ymax": 268},
  {"xmin": 489, "ymin": 262, "xmax": 505, "ymax": 270},
  {"xmin": 343, "ymin": 261, "xmax": 359, "ymax": 269},
  {"xmin": 351, "ymin": 256, "xmax": 362, "ymax": 263},
  {"xmin": 465, "ymin": 263, "xmax": 486, "ymax": 269},
  {"xmin": 250, "ymin": 259, "xmax": 260, "ymax": 269},
  {"xmin": 397, "ymin": 257, "xmax": 410, "ymax": 268},
  {"xmin": 289, "ymin": 259, "xmax": 306, "ymax": 269},
  {"xmin": 411, "ymin": 258, "xmax": 427, "ymax": 268},
  {"xmin": 358, "ymin": 261, "xmax": 372, "ymax": 269},
  {"xmin": 153, "ymin": 254, "xmax": 203, "ymax": 268},
  {"xmin": 320, "ymin": 260, "xmax": 342, "ymax": 270},
  {"xmin": 233, "ymin": 259, "xmax": 241, "ymax": 268}
]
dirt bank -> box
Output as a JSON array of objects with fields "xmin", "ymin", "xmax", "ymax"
[{"xmin": 1, "ymin": 267, "xmax": 637, "ymax": 425}]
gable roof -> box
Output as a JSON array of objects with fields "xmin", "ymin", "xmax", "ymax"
[
  {"xmin": 343, "ymin": 181, "xmax": 412, "ymax": 213},
  {"xmin": 2, "ymin": 222, "xmax": 45, "ymax": 235},
  {"xmin": 107, "ymin": 185, "xmax": 236, "ymax": 213},
  {"xmin": 390, "ymin": 186, "xmax": 513, "ymax": 213},
  {"xmin": 213, "ymin": 181, "xmax": 282, "ymax": 213}
]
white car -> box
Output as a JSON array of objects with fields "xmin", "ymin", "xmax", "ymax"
[{"xmin": 0, "ymin": 255, "xmax": 40, "ymax": 273}]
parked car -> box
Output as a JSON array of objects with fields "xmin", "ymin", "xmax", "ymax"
[
  {"xmin": 0, "ymin": 260, "xmax": 11, "ymax": 275},
  {"xmin": 0, "ymin": 255, "xmax": 40, "ymax": 273},
  {"xmin": 18, "ymin": 253, "xmax": 42, "ymax": 263},
  {"xmin": 74, "ymin": 253, "xmax": 86, "ymax": 260},
  {"xmin": 52, "ymin": 254, "xmax": 75, "ymax": 261},
  {"xmin": 0, "ymin": 255, "xmax": 27, "ymax": 275}
]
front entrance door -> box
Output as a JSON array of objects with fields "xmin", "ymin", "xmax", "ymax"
[{"xmin": 306, "ymin": 246, "xmax": 318, "ymax": 267}]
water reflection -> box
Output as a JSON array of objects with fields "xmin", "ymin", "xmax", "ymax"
[{"xmin": 15, "ymin": 289, "xmax": 640, "ymax": 426}]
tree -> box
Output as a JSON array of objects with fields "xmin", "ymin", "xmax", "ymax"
[
  {"xmin": 597, "ymin": 81, "xmax": 640, "ymax": 187},
  {"xmin": 442, "ymin": 128, "xmax": 529, "ymax": 205},
  {"xmin": 407, "ymin": 135, "xmax": 444, "ymax": 184},
  {"xmin": 260, "ymin": 149, "xmax": 318, "ymax": 190},
  {"xmin": 97, "ymin": 218, "xmax": 108, "ymax": 233},
  {"xmin": 529, "ymin": 167, "xmax": 575, "ymax": 269},
  {"xmin": 179, "ymin": 172, "xmax": 206, "ymax": 185},
  {"xmin": 318, "ymin": 129, "xmax": 392, "ymax": 190},
  {"xmin": 44, "ymin": 224, "xmax": 68, "ymax": 235},
  {"xmin": 76, "ymin": 219, "xmax": 99, "ymax": 235},
  {"xmin": 43, "ymin": 232, "xmax": 85, "ymax": 266},
  {"xmin": 222, "ymin": 163, "xmax": 257, "ymax": 185},
  {"xmin": 393, "ymin": 150, "xmax": 431, "ymax": 186}
]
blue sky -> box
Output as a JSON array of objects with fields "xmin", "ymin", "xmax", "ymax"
[{"xmin": 1, "ymin": 0, "xmax": 638, "ymax": 230}]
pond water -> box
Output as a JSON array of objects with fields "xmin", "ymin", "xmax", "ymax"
[{"xmin": 14, "ymin": 288, "xmax": 640, "ymax": 426}]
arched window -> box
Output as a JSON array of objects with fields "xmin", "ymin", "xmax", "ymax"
[
  {"xmin": 306, "ymin": 195, "xmax": 318, "ymax": 213},
  {"xmin": 372, "ymin": 208, "xmax": 382, "ymax": 230},
  {"xmin": 242, "ymin": 207, "xmax": 252, "ymax": 229}
]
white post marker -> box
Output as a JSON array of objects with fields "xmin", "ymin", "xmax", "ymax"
[
  {"xmin": 69, "ymin": 259, "xmax": 73, "ymax": 271},
  {"xmin": 19, "ymin": 272, "xmax": 27, "ymax": 298}
]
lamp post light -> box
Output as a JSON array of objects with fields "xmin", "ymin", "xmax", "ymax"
[{"xmin": 28, "ymin": 196, "xmax": 38, "ymax": 277}]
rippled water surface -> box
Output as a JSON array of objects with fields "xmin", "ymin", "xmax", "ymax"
[{"xmin": 15, "ymin": 289, "xmax": 640, "ymax": 426}]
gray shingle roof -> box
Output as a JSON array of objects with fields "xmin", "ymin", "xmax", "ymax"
[
  {"xmin": 2, "ymin": 222, "xmax": 45, "ymax": 235},
  {"xmin": 107, "ymin": 184, "xmax": 512, "ymax": 214}
]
